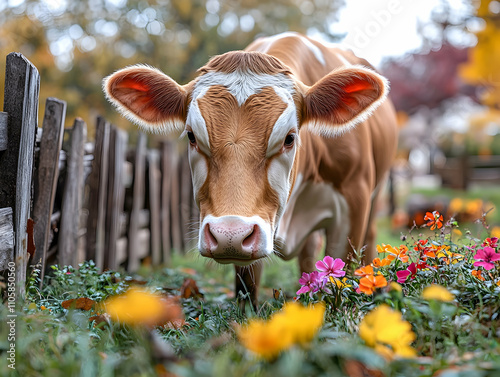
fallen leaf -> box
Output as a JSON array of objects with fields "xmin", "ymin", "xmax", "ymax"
[
  {"xmin": 179, "ymin": 267, "xmax": 198, "ymax": 276},
  {"xmin": 344, "ymin": 359, "xmax": 385, "ymax": 377},
  {"xmin": 62, "ymin": 297, "xmax": 96, "ymax": 311},
  {"xmin": 89, "ymin": 313, "xmax": 110, "ymax": 327},
  {"xmin": 180, "ymin": 278, "xmax": 203, "ymax": 299}
]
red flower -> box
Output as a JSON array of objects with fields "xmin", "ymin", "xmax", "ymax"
[{"xmin": 424, "ymin": 211, "xmax": 444, "ymax": 230}]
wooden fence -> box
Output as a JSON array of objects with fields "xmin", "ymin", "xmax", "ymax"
[{"xmin": 0, "ymin": 53, "xmax": 197, "ymax": 297}]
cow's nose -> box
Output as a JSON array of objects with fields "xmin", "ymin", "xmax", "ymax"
[{"xmin": 201, "ymin": 217, "xmax": 263, "ymax": 261}]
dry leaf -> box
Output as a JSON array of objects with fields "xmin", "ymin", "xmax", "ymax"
[
  {"xmin": 180, "ymin": 278, "xmax": 203, "ymax": 299},
  {"xmin": 89, "ymin": 313, "xmax": 110, "ymax": 327},
  {"xmin": 61, "ymin": 297, "xmax": 96, "ymax": 311},
  {"xmin": 344, "ymin": 359, "xmax": 385, "ymax": 377}
]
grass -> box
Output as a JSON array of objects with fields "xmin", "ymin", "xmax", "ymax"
[{"xmin": 2, "ymin": 208, "xmax": 500, "ymax": 376}]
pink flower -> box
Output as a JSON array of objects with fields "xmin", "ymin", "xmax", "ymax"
[
  {"xmin": 315, "ymin": 256, "xmax": 346, "ymax": 279},
  {"xmin": 473, "ymin": 247, "xmax": 500, "ymax": 271},
  {"xmin": 296, "ymin": 271, "xmax": 325, "ymax": 297},
  {"xmin": 396, "ymin": 263, "xmax": 417, "ymax": 283}
]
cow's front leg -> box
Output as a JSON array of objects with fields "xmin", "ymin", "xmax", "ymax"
[{"xmin": 235, "ymin": 263, "xmax": 262, "ymax": 310}]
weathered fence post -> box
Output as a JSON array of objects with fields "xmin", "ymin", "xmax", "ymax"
[
  {"xmin": 104, "ymin": 126, "xmax": 127, "ymax": 270},
  {"xmin": 86, "ymin": 117, "xmax": 110, "ymax": 270},
  {"xmin": 148, "ymin": 149, "xmax": 162, "ymax": 266},
  {"xmin": 31, "ymin": 98, "xmax": 66, "ymax": 281},
  {"xmin": 160, "ymin": 141, "xmax": 173, "ymax": 266},
  {"xmin": 0, "ymin": 52, "xmax": 40, "ymax": 297},
  {"xmin": 0, "ymin": 208, "xmax": 14, "ymax": 271},
  {"xmin": 59, "ymin": 119, "xmax": 87, "ymax": 267},
  {"xmin": 0, "ymin": 111, "xmax": 7, "ymax": 151},
  {"xmin": 170, "ymin": 145, "xmax": 182, "ymax": 253},
  {"xmin": 127, "ymin": 132, "xmax": 146, "ymax": 271}
]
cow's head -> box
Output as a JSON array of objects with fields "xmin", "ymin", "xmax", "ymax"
[{"xmin": 104, "ymin": 51, "xmax": 387, "ymax": 266}]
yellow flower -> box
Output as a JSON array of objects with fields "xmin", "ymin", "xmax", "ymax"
[
  {"xmin": 359, "ymin": 305, "xmax": 416, "ymax": 359},
  {"xmin": 449, "ymin": 198, "xmax": 463, "ymax": 213},
  {"xmin": 104, "ymin": 287, "xmax": 184, "ymax": 327},
  {"xmin": 421, "ymin": 285, "xmax": 454, "ymax": 302},
  {"xmin": 237, "ymin": 318, "xmax": 294, "ymax": 360},
  {"xmin": 389, "ymin": 282, "xmax": 402, "ymax": 292},
  {"xmin": 491, "ymin": 226, "xmax": 500, "ymax": 239},
  {"xmin": 237, "ymin": 302, "xmax": 325, "ymax": 359},
  {"xmin": 330, "ymin": 276, "xmax": 352, "ymax": 288}
]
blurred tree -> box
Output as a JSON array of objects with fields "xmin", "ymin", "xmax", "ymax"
[
  {"xmin": 0, "ymin": 0, "xmax": 344, "ymax": 134},
  {"xmin": 460, "ymin": 0, "xmax": 500, "ymax": 109}
]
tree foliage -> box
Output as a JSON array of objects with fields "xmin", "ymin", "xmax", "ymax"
[{"xmin": 0, "ymin": 0, "xmax": 344, "ymax": 132}]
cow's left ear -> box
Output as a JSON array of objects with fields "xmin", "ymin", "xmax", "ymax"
[{"xmin": 302, "ymin": 66, "xmax": 388, "ymax": 136}]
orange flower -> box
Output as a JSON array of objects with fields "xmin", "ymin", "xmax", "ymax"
[
  {"xmin": 359, "ymin": 274, "xmax": 388, "ymax": 295},
  {"xmin": 424, "ymin": 211, "xmax": 444, "ymax": 230},
  {"xmin": 471, "ymin": 270, "xmax": 485, "ymax": 281},
  {"xmin": 372, "ymin": 257, "xmax": 392, "ymax": 267},
  {"xmin": 355, "ymin": 265, "xmax": 374, "ymax": 277},
  {"xmin": 377, "ymin": 244, "xmax": 408, "ymax": 263}
]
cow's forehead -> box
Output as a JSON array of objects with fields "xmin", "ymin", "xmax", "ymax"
[
  {"xmin": 192, "ymin": 70, "xmax": 295, "ymax": 106},
  {"xmin": 186, "ymin": 70, "xmax": 298, "ymax": 154}
]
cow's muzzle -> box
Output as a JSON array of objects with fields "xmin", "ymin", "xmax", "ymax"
[{"xmin": 199, "ymin": 215, "xmax": 273, "ymax": 265}]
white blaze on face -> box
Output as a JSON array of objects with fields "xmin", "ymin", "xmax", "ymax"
[{"xmin": 185, "ymin": 70, "xmax": 299, "ymax": 255}]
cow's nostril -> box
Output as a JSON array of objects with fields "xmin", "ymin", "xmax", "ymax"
[
  {"xmin": 242, "ymin": 225, "xmax": 259, "ymax": 250},
  {"xmin": 204, "ymin": 224, "xmax": 218, "ymax": 250}
]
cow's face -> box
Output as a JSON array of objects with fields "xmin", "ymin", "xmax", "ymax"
[{"xmin": 104, "ymin": 52, "xmax": 387, "ymax": 266}]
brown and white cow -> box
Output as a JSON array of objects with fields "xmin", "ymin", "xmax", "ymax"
[{"xmin": 104, "ymin": 32, "xmax": 398, "ymax": 307}]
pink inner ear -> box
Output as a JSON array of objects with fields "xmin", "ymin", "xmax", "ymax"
[
  {"xmin": 344, "ymin": 80, "xmax": 372, "ymax": 93},
  {"xmin": 119, "ymin": 78, "xmax": 150, "ymax": 92}
]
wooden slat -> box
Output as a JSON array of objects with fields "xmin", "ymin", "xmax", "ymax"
[
  {"xmin": 170, "ymin": 145, "xmax": 182, "ymax": 253},
  {"xmin": 0, "ymin": 111, "xmax": 7, "ymax": 151},
  {"xmin": 127, "ymin": 132, "xmax": 147, "ymax": 272},
  {"xmin": 104, "ymin": 126, "xmax": 127, "ymax": 270},
  {"xmin": 31, "ymin": 98, "xmax": 66, "ymax": 280},
  {"xmin": 148, "ymin": 149, "xmax": 161, "ymax": 266},
  {"xmin": 59, "ymin": 118, "xmax": 87, "ymax": 267},
  {"xmin": 0, "ymin": 53, "xmax": 40, "ymax": 297},
  {"xmin": 86, "ymin": 117, "xmax": 110, "ymax": 270},
  {"xmin": 160, "ymin": 141, "xmax": 173, "ymax": 266},
  {"xmin": 180, "ymin": 147, "xmax": 192, "ymax": 250},
  {"xmin": 0, "ymin": 207, "xmax": 14, "ymax": 271}
]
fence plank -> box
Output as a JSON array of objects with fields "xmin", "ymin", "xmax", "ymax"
[
  {"xmin": 127, "ymin": 132, "xmax": 147, "ymax": 271},
  {"xmin": 0, "ymin": 53, "xmax": 40, "ymax": 297},
  {"xmin": 31, "ymin": 98, "xmax": 66, "ymax": 279},
  {"xmin": 104, "ymin": 126, "xmax": 127, "ymax": 270},
  {"xmin": 170, "ymin": 146, "xmax": 182, "ymax": 253},
  {"xmin": 0, "ymin": 111, "xmax": 7, "ymax": 151},
  {"xmin": 148, "ymin": 149, "xmax": 161, "ymax": 266},
  {"xmin": 160, "ymin": 141, "xmax": 173, "ymax": 266},
  {"xmin": 180, "ymin": 147, "xmax": 192, "ymax": 250},
  {"xmin": 86, "ymin": 117, "xmax": 110, "ymax": 270},
  {"xmin": 59, "ymin": 119, "xmax": 87, "ymax": 267},
  {"xmin": 0, "ymin": 207, "xmax": 14, "ymax": 271}
]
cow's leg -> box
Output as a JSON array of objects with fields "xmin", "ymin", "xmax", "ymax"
[
  {"xmin": 235, "ymin": 263, "xmax": 262, "ymax": 310},
  {"xmin": 298, "ymin": 230, "xmax": 324, "ymax": 273},
  {"xmin": 363, "ymin": 187, "xmax": 383, "ymax": 262}
]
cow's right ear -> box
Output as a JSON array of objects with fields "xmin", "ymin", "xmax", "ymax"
[{"xmin": 103, "ymin": 65, "xmax": 190, "ymax": 134}]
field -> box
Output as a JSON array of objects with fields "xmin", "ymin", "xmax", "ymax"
[{"xmin": 2, "ymin": 207, "xmax": 500, "ymax": 377}]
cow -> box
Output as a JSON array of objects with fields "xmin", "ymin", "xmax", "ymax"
[{"xmin": 104, "ymin": 32, "xmax": 398, "ymax": 308}]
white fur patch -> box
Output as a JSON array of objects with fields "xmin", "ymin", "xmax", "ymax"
[
  {"xmin": 188, "ymin": 148, "xmax": 208, "ymax": 206},
  {"xmin": 192, "ymin": 71, "xmax": 295, "ymax": 106},
  {"xmin": 186, "ymin": 86, "xmax": 211, "ymax": 156}
]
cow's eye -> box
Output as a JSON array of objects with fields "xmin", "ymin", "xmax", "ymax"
[
  {"xmin": 187, "ymin": 131, "xmax": 197, "ymax": 145},
  {"xmin": 284, "ymin": 133, "xmax": 295, "ymax": 148}
]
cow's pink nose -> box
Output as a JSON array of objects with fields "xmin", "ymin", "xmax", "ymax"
[{"xmin": 202, "ymin": 218, "xmax": 262, "ymax": 260}]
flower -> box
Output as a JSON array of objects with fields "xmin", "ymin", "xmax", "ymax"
[
  {"xmin": 424, "ymin": 211, "xmax": 444, "ymax": 230},
  {"xmin": 315, "ymin": 256, "xmax": 346, "ymax": 278},
  {"xmin": 396, "ymin": 263, "xmax": 417, "ymax": 283},
  {"xmin": 330, "ymin": 276, "xmax": 351, "ymax": 288},
  {"xmin": 371, "ymin": 257, "xmax": 392, "ymax": 267},
  {"xmin": 473, "ymin": 247, "xmax": 500, "ymax": 271},
  {"xmin": 421, "ymin": 285, "xmax": 454, "ymax": 302},
  {"xmin": 104, "ymin": 287, "xmax": 184, "ymax": 327},
  {"xmin": 354, "ymin": 265, "xmax": 374, "ymax": 277},
  {"xmin": 377, "ymin": 244, "xmax": 409, "ymax": 263},
  {"xmin": 471, "ymin": 269, "xmax": 485, "ymax": 281},
  {"xmin": 482, "ymin": 237, "xmax": 499, "ymax": 248},
  {"xmin": 359, "ymin": 305, "xmax": 416, "ymax": 359},
  {"xmin": 296, "ymin": 271, "xmax": 324, "ymax": 298},
  {"xmin": 237, "ymin": 302, "xmax": 325, "ymax": 359},
  {"xmin": 358, "ymin": 274, "xmax": 387, "ymax": 295}
]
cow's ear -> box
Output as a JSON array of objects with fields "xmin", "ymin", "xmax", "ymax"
[
  {"xmin": 103, "ymin": 65, "xmax": 190, "ymax": 134},
  {"xmin": 302, "ymin": 66, "xmax": 388, "ymax": 136}
]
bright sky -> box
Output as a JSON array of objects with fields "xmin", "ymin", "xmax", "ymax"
[{"xmin": 319, "ymin": 0, "xmax": 473, "ymax": 66}]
